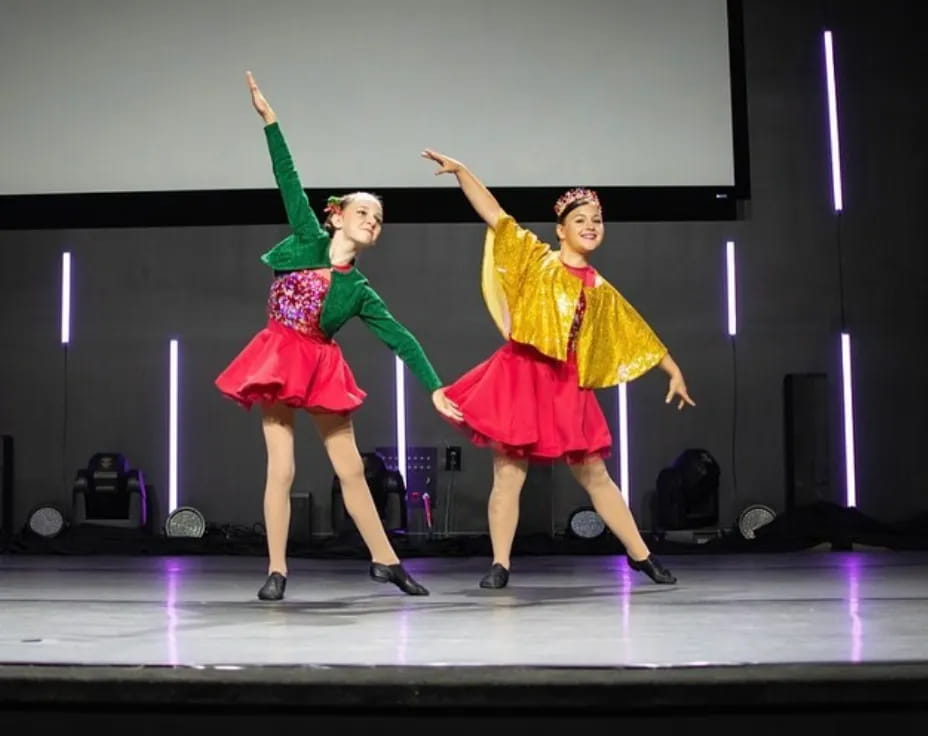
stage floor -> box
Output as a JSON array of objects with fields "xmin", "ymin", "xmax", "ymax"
[{"xmin": 1, "ymin": 549, "xmax": 926, "ymax": 669}]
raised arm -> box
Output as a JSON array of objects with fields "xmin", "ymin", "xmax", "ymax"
[
  {"xmin": 247, "ymin": 70, "xmax": 277, "ymax": 125},
  {"xmin": 247, "ymin": 71, "xmax": 327, "ymax": 244},
  {"xmin": 421, "ymin": 150, "xmax": 503, "ymax": 229}
]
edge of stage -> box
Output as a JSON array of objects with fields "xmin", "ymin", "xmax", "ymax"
[{"xmin": 3, "ymin": 661, "xmax": 928, "ymax": 715}]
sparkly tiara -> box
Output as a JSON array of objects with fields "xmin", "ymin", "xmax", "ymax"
[{"xmin": 554, "ymin": 188, "xmax": 601, "ymax": 218}]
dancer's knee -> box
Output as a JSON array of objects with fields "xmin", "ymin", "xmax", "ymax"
[
  {"xmin": 571, "ymin": 461, "xmax": 612, "ymax": 492},
  {"xmin": 266, "ymin": 460, "xmax": 295, "ymax": 489}
]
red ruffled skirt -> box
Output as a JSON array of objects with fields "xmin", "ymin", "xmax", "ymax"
[
  {"xmin": 215, "ymin": 320, "xmax": 366, "ymax": 414},
  {"xmin": 444, "ymin": 341, "xmax": 612, "ymax": 464}
]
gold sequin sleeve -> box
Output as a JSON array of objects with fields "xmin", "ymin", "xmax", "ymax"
[
  {"xmin": 481, "ymin": 212, "xmax": 552, "ymax": 339},
  {"xmin": 576, "ymin": 282, "xmax": 668, "ymax": 387}
]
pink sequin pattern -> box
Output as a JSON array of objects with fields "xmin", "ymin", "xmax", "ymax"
[
  {"xmin": 567, "ymin": 292, "xmax": 587, "ymax": 355},
  {"xmin": 267, "ymin": 270, "xmax": 331, "ymax": 341},
  {"xmin": 564, "ymin": 264, "xmax": 594, "ymax": 356}
]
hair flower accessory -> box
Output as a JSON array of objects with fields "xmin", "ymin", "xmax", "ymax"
[{"xmin": 324, "ymin": 195, "xmax": 343, "ymax": 216}]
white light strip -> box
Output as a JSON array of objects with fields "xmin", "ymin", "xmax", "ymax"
[
  {"xmin": 618, "ymin": 382, "xmax": 629, "ymax": 504},
  {"xmin": 841, "ymin": 333, "xmax": 857, "ymax": 507},
  {"xmin": 726, "ymin": 240, "xmax": 737, "ymax": 336},
  {"xmin": 169, "ymin": 339, "xmax": 179, "ymax": 513},
  {"xmin": 824, "ymin": 31, "xmax": 844, "ymax": 212},
  {"xmin": 395, "ymin": 356, "xmax": 407, "ymax": 485},
  {"xmin": 61, "ymin": 252, "xmax": 71, "ymax": 344}
]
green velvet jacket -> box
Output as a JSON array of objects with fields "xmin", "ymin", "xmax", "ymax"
[{"xmin": 258, "ymin": 122, "xmax": 442, "ymax": 393}]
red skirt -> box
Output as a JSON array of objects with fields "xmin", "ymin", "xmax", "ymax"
[
  {"xmin": 444, "ymin": 341, "xmax": 612, "ymax": 464},
  {"xmin": 215, "ymin": 320, "xmax": 366, "ymax": 414}
]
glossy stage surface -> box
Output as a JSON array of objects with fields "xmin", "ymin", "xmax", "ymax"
[
  {"xmin": 1, "ymin": 550, "xmax": 925, "ymax": 668},
  {"xmin": 2, "ymin": 550, "xmax": 928, "ymax": 729}
]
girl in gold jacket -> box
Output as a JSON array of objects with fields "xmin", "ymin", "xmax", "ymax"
[{"xmin": 422, "ymin": 150, "xmax": 695, "ymax": 588}]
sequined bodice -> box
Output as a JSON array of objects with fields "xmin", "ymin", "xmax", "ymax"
[{"xmin": 267, "ymin": 269, "xmax": 331, "ymax": 340}]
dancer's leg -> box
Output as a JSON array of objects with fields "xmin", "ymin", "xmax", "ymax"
[
  {"xmin": 487, "ymin": 452, "xmax": 529, "ymax": 570},
  {"xmin": 569, "ymin": 459, "xmax": 649, "ymax": 560},
  {"xmin": 260, "ymin": 401, "xmax": 296, "ymax": 576},
  {"xmin": 311, "ymin": 411, "xmax": 399, "ymax": 565},
  {"xmin": 569, "ymin": 459, "xmax": 676, "ymax": 583}
]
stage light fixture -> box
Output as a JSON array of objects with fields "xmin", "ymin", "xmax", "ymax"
[
  {"xmin": 654, "ymin": 448, "xmax": 720, "ymax": 531},
  {"xmin": 164, "ymin": 506, "xmax": 206, "ymax": 538},
  {"xmin": 26, "ymin": 504, "xmax": 67, "ymax": 538},
  {"xmin": 567, "ymin": 506, "xmax": 605, "ymax": 540},
  {"xmin": 737, "ymin": 504, "xmax": 776, "ymax": 540}
]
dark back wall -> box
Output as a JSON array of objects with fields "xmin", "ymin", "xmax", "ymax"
[{"xmin": 2, "ymin": 0, "xmax": 925, "ymax": 536}]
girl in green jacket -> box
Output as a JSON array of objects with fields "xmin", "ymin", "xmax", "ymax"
[{"xmin": 216, "ymin": 72, "xmax": 461, "ymax": 601}]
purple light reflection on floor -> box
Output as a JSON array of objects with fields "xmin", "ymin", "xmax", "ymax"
[
  {"xmin": 610, "ymin": 556, "xmax": 633, "ymax": 639},
  {"xmin": 843, "ymin": 553, "xmax": 863, "ymax": 663},
  {"xmin": 162, "ymin": 558, "xmax": 182, "ymax": 666}
]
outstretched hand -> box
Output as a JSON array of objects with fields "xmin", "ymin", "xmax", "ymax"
[
  {"xmin": 246, "ymin": 70, "xmax": 276, "ymax": 124},
  {"xmin": 432, "ymin": 388, "xmax": 464, "ymax": 422},
  {"xmin": 665, "ymin": 373, "xmax": 696, "ymax": 411},
  {"xmin": 421, "ymin": 149, "xmax": 463, "ymax": 175}
]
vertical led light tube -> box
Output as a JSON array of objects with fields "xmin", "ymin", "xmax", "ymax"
[
  {"xmin": 726, "ymin": 241, "xmax": 737, "ymax": 336},
  {"xmin": 841, "ymin": 333, "xmax": 857, "ymax": 507},
  {"xmin": 61, "ymin": 252, "xmax": 71, "ymax": 344},
  {"xmin": 169, "ymin": 339, "xmax": 179, "ymax": 513},
  {"xmin": 824, "ymin": 31, "xmax": 844, "ymax": 212},
  {"xmin": 395, "ymin": 356, "xmax": 407, "ymax": 484},
  {"xmin": 618, "ymin": 383, "xmax": 629, "ymax": 504}
]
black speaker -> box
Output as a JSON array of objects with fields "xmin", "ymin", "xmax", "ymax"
[
  {"xmin": 783, "ymin": 373, "xmax": 831, "ymax": 511},
  {"xmin": 289, "ymin": 491, "xmax": 313, "ymax": 544},
  {"xmin": 1, "ymin": 435, "xmax": 13, "ymax": 536}
]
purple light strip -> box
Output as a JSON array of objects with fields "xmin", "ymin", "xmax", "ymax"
[
  {"xmin": 61, "ymin": 252, "xmax": 71, "ymax": 344},
  {"xmin": 824, "ymin": 31, "xmax": 844, "ymax": 212},
  {"xmin": 726, "ymin": 241, "xmax": 737, "ymax": 336},
  {"xmin": 395, "ymin": 356, "xmax": 407, "ymax": 484},
  {"xmin": 169, "ymin": 339, "xmax": 178, "ymax": 513},
  {"xmin": 841, "ymin": 333, "xmax": 857, "ymax": 507},
  {"xmin": 618, "ymin": 383, "xmax": 629, "ymax": 503}
]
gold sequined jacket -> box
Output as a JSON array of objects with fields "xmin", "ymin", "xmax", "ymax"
[{"xmin": 480, "ymin": 214, "xmax": 667, "ymax": 389}]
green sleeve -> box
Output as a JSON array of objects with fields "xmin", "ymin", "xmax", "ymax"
[
  {"xmin": 264, "ymin": 122, "xmax": 330, "ymax": 254},
  {"xmin": 357, "ymin": 287, "xmax": 443, "ymax": 393}
]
